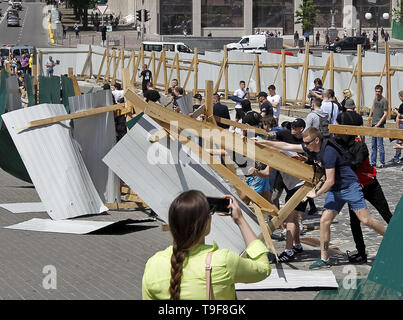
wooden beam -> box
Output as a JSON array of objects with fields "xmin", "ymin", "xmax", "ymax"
[
  {"xmin": 281, "ymin": 49, "xmax": 286, "ymax": 105},
  {"xmin": 253, "ymin": 204, "xmax": 278, "ymax": 260},
  {"xmin": 329, "ymin": 124, "xmax": 403, "ymax": 139},
  {"xmin": 329, "ymin": 51, "xmax": 334, "ymax": 90},
  {"xmin": 356, "ymin": 45, "xmax": 362, "ymax": 114},
  {"xmin": 205, "ymin": 80, "xmax": 216, "ymax": 126},
  {"xmin": 18, "ymin": 103, "xmax": 125, "ymax": 132},
  {"xmin": 105, "ymin": 202, "xmax": 146, "ymax": 210},
  {"xmin": 301, "ymin": 42, "xmax": 310, "ymax": 107},
  {"xmin": 255, "ymin": 53, "xmax": 261, "ymax": 96},
  {"xmin": 385, "ymin": 41, "xmax": 391, "ymax": 120},
  {"xmin": 193, "ymin": 48, "xmax": 199, "ymax": 96},
  {"xmin": 267, "ymin": 182, "xmax": 313, "ymax": 234},
  {"xmin": 214, "ymin": 116, "xmax": 268, "ymax": 136},
  {"xmin": 68, "ymin": 68, "xmax": 81, "ymax": 96}
]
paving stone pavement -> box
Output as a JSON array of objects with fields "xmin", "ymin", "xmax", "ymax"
[{"xmin": 0, "ymin": 115, "xmax": 401, "ymax": 300}]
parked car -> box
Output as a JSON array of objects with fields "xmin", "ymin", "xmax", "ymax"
[
  {"xmin": 326, "ymin": 37, "xmax": 370, "ymax": 53},
  {"xmin": 142, "ymin": 42, "xmax": 192, "ymax": 53},
  {"xmin": 12, "ymin": 1, "xmax": 22, "ymax": 10},
  {"xmin": 7, "ymin": 14, "xmax": 19, "ymax": 27},
  {"xmin": 0, "ymin": 45, "xmax": 33, "ymax": 59},
  {"xmin": 226, "ymin": 35, "xmax": 267, "ymax": 51}
]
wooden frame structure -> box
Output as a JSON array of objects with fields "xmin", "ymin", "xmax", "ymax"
[{"xmin": 36, "ymin": 41, "xmax": 401, "ymax": 119}]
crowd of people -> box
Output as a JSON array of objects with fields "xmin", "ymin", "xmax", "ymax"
[{"xmin": 131, "ymin": 72, "xmax": 402, "ymax": 299}]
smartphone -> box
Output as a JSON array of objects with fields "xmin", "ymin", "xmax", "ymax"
[{"xmin": 207, "ymin": 197, "xmax": 232, "ymax": 215}]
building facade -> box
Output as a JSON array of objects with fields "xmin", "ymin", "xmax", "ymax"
[{"xmin": 107, "ymin": 0, "xmax": 396, "ymax": 37}]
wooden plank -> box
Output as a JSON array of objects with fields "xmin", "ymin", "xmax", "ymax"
[
  {"xmin": 356, "ymin": 45, "xmax": 362, "ymax": 114},
  {"xmin": 301, "ymin": 42, "xmax": 310, "ymax": 107},
  {"xmin": 214, "ymin": 116, "xmax": 268, "ymax": 136},
  {"xmin": 253, "ymin": 204, "xmax": 278, "ymax": 260},
  {"xmin": 267, "ymin": 182, "xmax": 313, "ymax": 234},
  {"xmin": 68, "ymin": 68, "xmax": 81, "ymax": 96},
  {"xmin": 193, "ymin": 48, "xmax": 199, "ymax": 96},
  {"xmin": 224, "ymin": 46, "xmax": 229, "ymax": 99},
  {"xmin": 255, "ymin": 53, "xmax": 261, "ymax": 96},
  {"xmin": 329, "ymin": 51, "xmax": 334, "ymax": 90},
  {"xmin": 205, "ymin": 80, "xmax": 216, "ymax": 125},
  {"xmin": 105, "ymin": 202, "xmax": 146, "ymax": 210},
  {"xmin": 18, "ymin": 103, "xmax": 125, "ymax": 132},
  {"xmin": 329, "ymin": 124, "xmax": 403, "ymax": 139},
  {"xmin": 281, "ymin": 50, "xmax": 286, "ymax": 105},
  {"xmin": 321, "ymin": 56, "xmax": 330, "ymax": 84},
  {"xmin": 385, "ymin": 41, "xmax": 391, "ymax": 120}
]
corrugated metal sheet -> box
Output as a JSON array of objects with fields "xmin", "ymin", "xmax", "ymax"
[
  {"xmin": 2, "ymin": 104, "xmax": 108, "ymax": 220},
  {"xmin": 6, "ymin": 74, "xmax": 22, "ymax": 112},
  {"xmin": 103, "ymin": 114, "xmax": 261, "ymax": 255},
  {"xmin": 69, "ymin": 90, "xmax": 120, "ymax": 204},
  {"xmin": 236, "ymin": 269, "xmax": 338, "ymax": 290}
]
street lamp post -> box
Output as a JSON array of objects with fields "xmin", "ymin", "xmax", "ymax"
[{"xmin": 365, "ymin": 5, "xmax": 390, "ymax": 53}]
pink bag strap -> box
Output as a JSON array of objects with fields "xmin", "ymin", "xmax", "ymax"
[{"xmin": 205, "ymin": 251, "xmax": 213, "ymax": 300}]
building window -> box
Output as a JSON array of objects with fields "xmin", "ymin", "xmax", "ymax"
[
  {"xmin": 253, "ymin": 0, "xmax": 294, "ymax": 35},
  {"xmin": 201, "ymin": 0, "xmax": 244, "ymax": 28},
  {"xmin": 312, "ymin": 0, "xmax": 343, "ymax": 28},
  {"xmin": 354, "ymin": 0, "xmax": 391, "ymax": 28},
  {"xmin": 160, "ymin": 0, "xmax": 193, "ymax": 35}
]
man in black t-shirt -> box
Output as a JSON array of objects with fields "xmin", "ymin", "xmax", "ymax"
[
  {"xmin": 138, "ymin": 64, "xmax": 152, "ymax": 95},
  {"xmin": 241, "ymin": 100, "xmax": 262, "ymax": 128},
  {"xmin": 213, "ymin": 93, "xmax": 230, "ymax": 129},
  {"xmin": 192, "ymin": 93, "xmax": 203, "ymax": 112},
  {"xmin": 258, "ymin": 91, "xmax": 273, "ymax": 118}
]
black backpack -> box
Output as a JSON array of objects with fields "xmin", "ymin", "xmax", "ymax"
[{"xmin": 312, "ymin": 111, "xmax": 330, "ymax": 138}]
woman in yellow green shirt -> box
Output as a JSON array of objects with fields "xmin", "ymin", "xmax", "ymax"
[{"xmin": 142, "ymin": 190, "xmax": 271, "ymax": 300}]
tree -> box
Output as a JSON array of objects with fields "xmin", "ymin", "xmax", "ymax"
[
  {"xmin": 66, "ymin": 0, "xmax": 98, "ymax": 29},
  {"xmin": 295, "ymin": 0, "xmax": 319, "ymax": 34},
  {"xmin": 392, "ymin": 0, "xmax": 403, "ymax": 24}
]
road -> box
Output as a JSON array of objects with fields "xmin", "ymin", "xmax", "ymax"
[{"xmin": 0, "ymin": 0, "xmax": 50, "ymax": 48}]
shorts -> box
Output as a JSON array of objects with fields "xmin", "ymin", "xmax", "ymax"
[
  {"xmin": 324, "ymin": 182, "xmax": 367, "ymax": 213},
  {"xmin": 285, "ymin": 186, "xmax": 308, "ymax": 213},
  {"xmin": 245, "ymin": 176, "xmax": 271, "ymax": 195}
]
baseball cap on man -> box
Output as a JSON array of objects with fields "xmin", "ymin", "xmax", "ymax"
[
  {"xmin": 291, "ymin": 118, "xmax": 306, "ymax": 129},
  {"xmin": 345, "ymin": 98, "xmax": 356, "ymax": 109},
  {"xmin": 193, "ymin": 93, "xmax": 202, "ymax": 100},
  {"xmin": 258, "ymin": 91, "xmax": 268, "ymax": 98}
]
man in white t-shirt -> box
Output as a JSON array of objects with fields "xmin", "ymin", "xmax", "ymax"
[
  {"xmin": 232, "ymin": 80, "xmax": 249, "ymax": 121},
  {"xmin": 320, "ymin": 89, "xmax": 339, "ymax": 125},
  {"xmin": 267, "ymin": 85, "xmax": 282, "ymax": 119}
]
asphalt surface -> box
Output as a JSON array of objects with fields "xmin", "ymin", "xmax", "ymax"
[{"xmin": 0, "ymin": 0, "xmax": 50, "ymax": 48}]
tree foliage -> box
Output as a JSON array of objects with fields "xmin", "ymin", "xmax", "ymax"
[
  {"xmin": 295, "ymin": 0, "xmax": 319, "ymax": 33},
  {"xmin": 392, "ymin": 0, "xmax": 403, "ymax": 24}
]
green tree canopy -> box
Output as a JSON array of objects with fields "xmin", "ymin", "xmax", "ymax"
[{"xmin": 295, "ymin": 0, "xmax": 319, "ymax": 33}]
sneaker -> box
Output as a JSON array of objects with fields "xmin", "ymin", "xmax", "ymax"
[
  {"xmin": 293, "ymin": 244, "xmax": 303, "ymax": 254},
  {"xmin": 309, "ymin": 258, "xmax": 331, "ymax": 269},
  {"xmin": 377, "ymin": 164, "xmax": 385, "ymax": 168},
  {"xmin": 347, "ymin": 252, "xmax": 367, "ymax": 264},
  {"xmin": 278, "ymin": 250, "xmax": 295, "ymax": 262},
  {"xmin": 389, "ymin": 159, "xmax": 401, "ymax": 165}
]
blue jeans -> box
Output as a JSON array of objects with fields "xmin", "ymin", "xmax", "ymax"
[{"xmin": 371, "ymin": 124, "xmax": 385, "ymax": 165}]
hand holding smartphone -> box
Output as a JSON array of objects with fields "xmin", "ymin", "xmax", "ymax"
[{"xmin": 207, "ymin": 196, "xmax": 232, "ymax": 215}]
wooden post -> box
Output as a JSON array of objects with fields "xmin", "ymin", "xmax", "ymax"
[
  {"xmin": 175, "ymin": 53, "xmax": 180, "ymax": 86},
  {"xmin": 193, "ymin": 48, "xmax": 198, "ymax": 96},
  {"xmin": 253, "ymin": 204, "xmax": 278, "ymax": 259},
  {"xmin": 205, "ymin": 80, "xmax": 216, "ymax": 126},
  {"xmin": 321, "ymin": 56, "xmax": 330, "ymax": 84},
  {"xmin": 385, "ymin": 41, "xmax": 391, "ymax": 119},
  {"xmin": 301, "ymin": 42, "xmax": 310, "ymax": 107},
  {"xmin": 281, "ymin": 49, "xmax": 286, "ymax": 105},
  {"xmin": 96, "ymin": 46, "xmax": 108, "ymax": 82},
  {"xmin": 224, "ymin": 46, "xmax": 229, "ymax": 99},
  {"xmin": 151, "ymin": 51, "xmax": 156, "ymax": 88},
  {"xmin": 68, "ymin": 67, "xmax": 81, "ymax": 96},
  {"xmin": 162, "ymin": 49, "xmax": 168, "ymax": 94},
  {"xmin": 329, "ymin": 51, "xmax": 334, "ymax": 90},
  {"xmin": 356, "ymin": 44, "xmax": 362, "ymax": 114},
  {"xmin": 255, "ymin": 53, "xmax": 261, "ymax": 96}
]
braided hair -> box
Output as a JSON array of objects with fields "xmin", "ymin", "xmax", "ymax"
[{"xmin": 168, "ymin": 190, "xmax": 210, "ymax": 300}]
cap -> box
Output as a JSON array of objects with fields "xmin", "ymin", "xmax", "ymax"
[
  {"xmin": 193, "ymin": 93, "xmax": 202, "ymax": 100},
  {"xmin": 345, "ymin": 98, "xmax": 356, "ymax": 109},
  {"xmin": 291, "ymin": 118, "xmax": 306, "ymax": 129},
  {"xmin": 258, "ymin": 91, "xmax": 268, "ymax": 98}
]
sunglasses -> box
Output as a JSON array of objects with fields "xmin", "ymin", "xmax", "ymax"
[{"xmin": 303, "ymin": 137, "xmax": 316, "ymax": 146}]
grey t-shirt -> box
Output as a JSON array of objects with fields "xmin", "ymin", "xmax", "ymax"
[{"xmin": 372, "ymin": 97, "xmax": 388, "ymax": 125}]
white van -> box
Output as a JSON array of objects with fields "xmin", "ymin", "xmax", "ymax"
[
  {"xmin": 226, "ymin": 35, "xmax": 267, "ymax": 51},
  {"xmin": 142, "ymin": 42, "xmax": 193, "ymax": 54}
]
